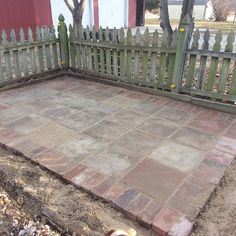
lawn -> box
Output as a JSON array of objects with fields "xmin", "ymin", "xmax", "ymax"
[{"xmin": 145, "ymin": 18, "xmax": 236, "ymax": 31}]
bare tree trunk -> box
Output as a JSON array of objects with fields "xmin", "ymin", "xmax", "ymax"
[
  {"xmin": 159, "ymin": 0, "xmax": 173, "ymax": 46},
  {"xmin": 180, "ymin": 0, "xmax": 195, "ymax": 22},
  {"xmin": 64, "ymin": 0, "xmax": 86, "ymax": 26}
]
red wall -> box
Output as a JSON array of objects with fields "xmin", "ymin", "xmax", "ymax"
[
  {"xmin": 0, "ymin": 0, "xmax": 52, "ymax": 38},
  {"xmin": 128, "ymin": 0, "xmax": 137, "ymax": 27}
]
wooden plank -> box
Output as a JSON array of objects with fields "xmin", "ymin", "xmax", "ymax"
[
  {"xmin": 150, "ymin": 30, "xmax": 158, "ymax": 81},
  {"xmin": 51, "ymin": 27, "xmax": 59, "ymax": 68},
  {"xmin": 218, "ymin": 30, "xmax": 235, "ymax": 94},
  {"xmin": 206, "ymin": 30, "xmax": 222, "ymax": 91},
  {"xmin": 99, "ymin": 27, "xmax": 105, "ymax": 73},
  {"xmin": 134, "ymin": 28, "xmax": 141, "ymax": 80},
  {"xmin": 142, "ymin": 28, "xmax": 149, "ymax": 81},
  {"xmin": 28, "ymin": 27, "xmax": 37, "ymax": 74},
  {"xmin": 0, "ymin": 52, "xmax": 3, "ymax": 81},
  {"xmin": 43, "ymin": 27, "xmax": 52, "ymax": 70},
  {"xmin": 198, "ymin": 29, "xmax": 210, "ymax": 89},
  {"xmin": 126, "ymin": 28, "xmax": 132, "ymax": 79},
  {"xmin": 69, "ymin": 24, "xmax": 76, "ymax": 68},
  {"xmin": 187, "ymin": 50, "xmax": 236, "ymax": 59},
  {"xmin": 81, "ymin": 28, "xmax": 87, "ymax": 69},
  {"xmin": 2, "ymin": 30, "xmax": 13, "ymax": 79},
  {"xmin": 75, "ymin": 25, "xmax": 83, "ymax": 69},
  {"xmin": 86, "ymin": 26, "xmax": 93, "ymax": 70},
  {"xmin": 186, "ymin": 29, "xmax": 200, "ymax": 88},
  {"xmin": 119, "ymin": 27, "xmax": 125, "ymax": 77},
  {"xmin": 10, "ymin": 29, "xmax": 21, "ymax": 78},
  {"xmin": 112, "ymin": 28, "xmax": 118, "ymax": 76},
  {"xmin": 92, "ymin": 26, "xmax": 99, "ymax": 72},
  {"xmin": 230, "ymin": 61, "xmax": 236, "ymax": 95},
  {"xmin": 167, "ymin": 29, "xmax": 178, "ymax": 86},
  {"xmin": 19, "ymin": 28, "xmax": 29, "ymax": 76},
  {"xmin": 105, "ymin": 27, "xmax": 112, "ymax": 74},
  {"xmin": 158, "ymin": 29, "xmax": 168, "ymax": 86},
  {"xmin": 36, "ymin": 27, "xmax": 44, "ymax": 72}
]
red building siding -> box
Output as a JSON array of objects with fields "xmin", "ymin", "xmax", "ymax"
[{"xmin": 0, "ymin": 0, "xmax": 52, "ymax": 37}]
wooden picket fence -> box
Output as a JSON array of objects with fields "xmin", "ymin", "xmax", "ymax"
[
  {"xmin": 0, "ymin": 27, "xmax": 60, "ymax": 82},
  {"xmin": 181, "ymin": 29, "xmax": 236, "ymax": 103}
]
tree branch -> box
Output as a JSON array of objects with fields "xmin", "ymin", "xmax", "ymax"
[{"xmin": 64, "ymin": 0, "xmax": 74, "ymax": 13}]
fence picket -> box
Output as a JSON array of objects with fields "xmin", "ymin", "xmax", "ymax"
[
  {"xmin": 69, "ymin": 24, "xmax": 76, "ymax": 68},
  {"xmin": 198, "ymin": 29, "xmax": 210, "ymax": 89},
  {"xmin": 86, "ymin": 26, "xmax": 93, "ymax": 70},
  {"xmin": 43, "ymin": 27, "xmax": 52, "ymax": 69},
  {"xmin": 92, "ymin": 26, "xmax": 99, "ymax": 72},
  {"xmin": 99, "ymin": 27, "xmax": 105, "ymax": 73},
  {"xmin": 158, "ymin": 30, "xmax": 168, "ymax": 85},
  {"xmin": 28, "ymin": 27, "xmax": 37, "ymax": 74},
  {"xmin": 126, "ymin": 28, "xmax": 132, "ymax": 79},
  {"xmin": 142, "ymin": 28, "xmax": 149, "ymax": 81},
  {"xmin": 81, "ymin": 27, "xmax": 87, "ymax": 69},
  {"xmin": 134, "ymin": 28, "xmax": 141, "ymax": 80},
  {"xmin": 186, "ymin": 29, "xmax": 200, "ymax": 88},
  {"xmin": 230, "ymin": 61, "xmax": 236, "ymax": 95},
  {"xmin": 10, "ymin": 29, "xmax": 21, "ymax": 78},
  {"xmin": 218, "ymin": 30, "xmax": 235, "ymax": 93},
  {"xmin": 150, "ymin": 30, "xmax": 158, "ymax": 81},
  {"xmin": 2, "ymin": 30, "xmax": 13, "ymax": 79},
  {"xmin": 112, "ymin": 28, "xmax": 118, "ymax": 76},
  {"xmin": 119, "ymin": 27, "xmax": 125, "ymax": 77},
  {"xmin": 105, "ymin": 27, "xmax": 112, "ymax": 74},
  {"xmin": 36, "ymin": 27, "xmax": 44, "ymax": 72},
  {"xmin": 19, "ymin": 28, "xmax": 29, "ymax": 76},
  {"xmin": 206, "ymin": 30, "xmax": 222, "ymax": 91},
  {"xmin": 51, "ymin": 27, "xmax": 59, "ymax": 68},
  {"xmin": 167, "ymin": 29, "xmax": 178, "ymax": 86}
]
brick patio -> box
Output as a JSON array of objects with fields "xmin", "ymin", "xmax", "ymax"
[{"xmin": 0, "ymin": 76, "xmax": 236, "ymax": 235}]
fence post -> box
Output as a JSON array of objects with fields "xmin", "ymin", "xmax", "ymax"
[
  {"xmin": 58, "ymin": 14, "xmax": 69, "ymax": 68},
  {"xmin": 171, "ymin": 14, "xmax": 191, "ymax": 93}
]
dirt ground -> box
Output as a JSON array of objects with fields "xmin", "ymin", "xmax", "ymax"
[
  {"xmin": 192, "ymin": 159, "xmax": 236, "ymax": 236},
  {"xmin": 0, "ymin": 148, "xmax": 153, "ymax": 236}
]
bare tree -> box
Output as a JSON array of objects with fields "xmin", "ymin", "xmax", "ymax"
[
  {"xmin": 180, "ymin": 0, "xmax": 195, "ymax": 22},
  {"xmin": 211, "ymin": 0, "xmax": 234, "ymax": 21},
  {"xmin": 64, "ymin": 0, "xmax": 86, "ymax": 26}
]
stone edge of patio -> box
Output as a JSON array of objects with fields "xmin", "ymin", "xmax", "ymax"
[{"xmin": 1, "ymin": 134, "xmax": 236, "ymax": 236}]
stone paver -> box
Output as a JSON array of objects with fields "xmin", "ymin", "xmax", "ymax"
[{"xmin": 0, "ymin": 77, "xmax": 235, "ymax": 236}]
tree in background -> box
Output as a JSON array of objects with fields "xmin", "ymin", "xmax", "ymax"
[
  {"xmin": 211, "ymin": 0, "xmax": 235, "ymax": 21},
  {"xmin": 146, "ymin": 0, "xmax": 160, "ymax": 12},
  {"xmin": 64, "ymin": 0, "xmax": 86, "ymax": 26}
]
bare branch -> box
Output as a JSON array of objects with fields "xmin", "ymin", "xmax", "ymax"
[{"xmin": 64, "ymin": 0, "xmax": 74, "ymax": 13}]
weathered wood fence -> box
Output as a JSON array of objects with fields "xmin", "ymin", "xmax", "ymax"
[
  {"xmin": 0, "ymin": 14, "xmax": 235, "ymax": 111},
  {"xmin": 0, "ymin": 26, "xmax": 60, "ymax": 82}
]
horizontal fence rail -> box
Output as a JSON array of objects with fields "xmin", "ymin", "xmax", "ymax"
[
  {"xmin": 182, "ymin": 29, "xmax": 236, "ymax": 103},
  {"xmin": 68, "ymin": 25, "xmax": 178, "ymax": 90},
  {"xmin": 0, "ymin": 27, "xmax": 60, "ymax": 82}
]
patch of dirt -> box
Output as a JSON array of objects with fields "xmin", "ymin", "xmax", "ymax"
[
  {"xmin": 0, "ymin": 148, "xmax": 153, "ymax": 236},
  {"xmin": 192, "ymin": 159, "xmax": 236, "ymax": 236}
]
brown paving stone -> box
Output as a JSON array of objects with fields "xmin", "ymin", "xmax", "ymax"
[
  {"xmin": 152, "ymin": 207, "xmax": 180, "ymax": 236},
  {"xmin": 102, "ymin": 183, "xmax": 128, "ymax": 201},
  {"xmin": 86, "ymin": 103, "xmax": 121, "ymax": 115},
  {"xmin": 171, "ymin": 127, "xmax": 217, "ymax": 151},
  {"xmin": 130, "ymin": 97, "xmax": 167, "ymax": 115},
  {"xmin": 53, "ymin": 133, "xmax": 108, "ymax": 161},
  {"xmin": 83, "ymin": 120, "xmax": 129, "ymax": 142},
  {"xmin": 83, "ymin": 145, "xmax": 135, "ymax": 178},
  {"xmin": 81, "ymin": 172, "xmax": 106, "ymax": 190},
  {"xmin": 26, "ymin": 122, "xmax": 77, "ymax": 148},
  {"xmin": 117, "ymin": 90, "xmax": 150, "ymax": 101},
  {"xmin": 57, "ymin": 111, "xmax": 104, "ymax": 132},
  {"xmin": 125, "ymin": 194, "xmax": 152, "ymax": 220},
  {"xmin": 149, "ymin": 140, "xmax": 203, "ymax": 172},
  {"xmin": 206, "ymin": 149, "xmax": 235, "ymax": 166},
  {"xmin": 156, "ymin": 107, "xmax": 194, "ymax": 125},
  {"xmin": 102, "ymin": 95, "xmax": 139, "ymax": 108},
  {"xmin": 123, "ymin": 159, "xmax": 186, "ymax": 203},
  {"xmin": 188, "ymin": 111, "xmax": 235, "ymax": 134},
  {"xmin": 63, "ymin": 163, "xmax": 88, "ymax": 180},
  {"xmin": 215, "ymin": 136, "xmax": 236, "ymax": 155},
  {"xmin": 225, "ymin": 122, "xmax": 236, "ymax": 139},
  {"xmin": 84, "ymin": 90, "xmax": 115, "ymax": 101},
  {"xmin": 92, "ymin": 177, "xmax": 116, "ymax": 197},
  {"xmin": 137, "ymin": 199, "xmax": 163, "ymax": 228},
  {"xmin": 137, "ymin": 118, "xmax": 178, "ymax": 138},
  {"xmin": 108, "ymin": 109, "xmax": 148, "ymax": 127},
  {"xmin": 114, "ymin": 188, "xmax": 139, "ymax": 208},
  {"xmin": 46, "ymin": 159, "xmax": 78, "ymax": 175},
  {"xmin": 114, "ymin": 129, "xmax": 163, "ymax": 156},
  {"xmin": 64, "ymin": 85, "xmax": 96, "ymax": 96},
  {"xmin": 167, "ymin": 101, "xmax": 204, "ymax": 114}
]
